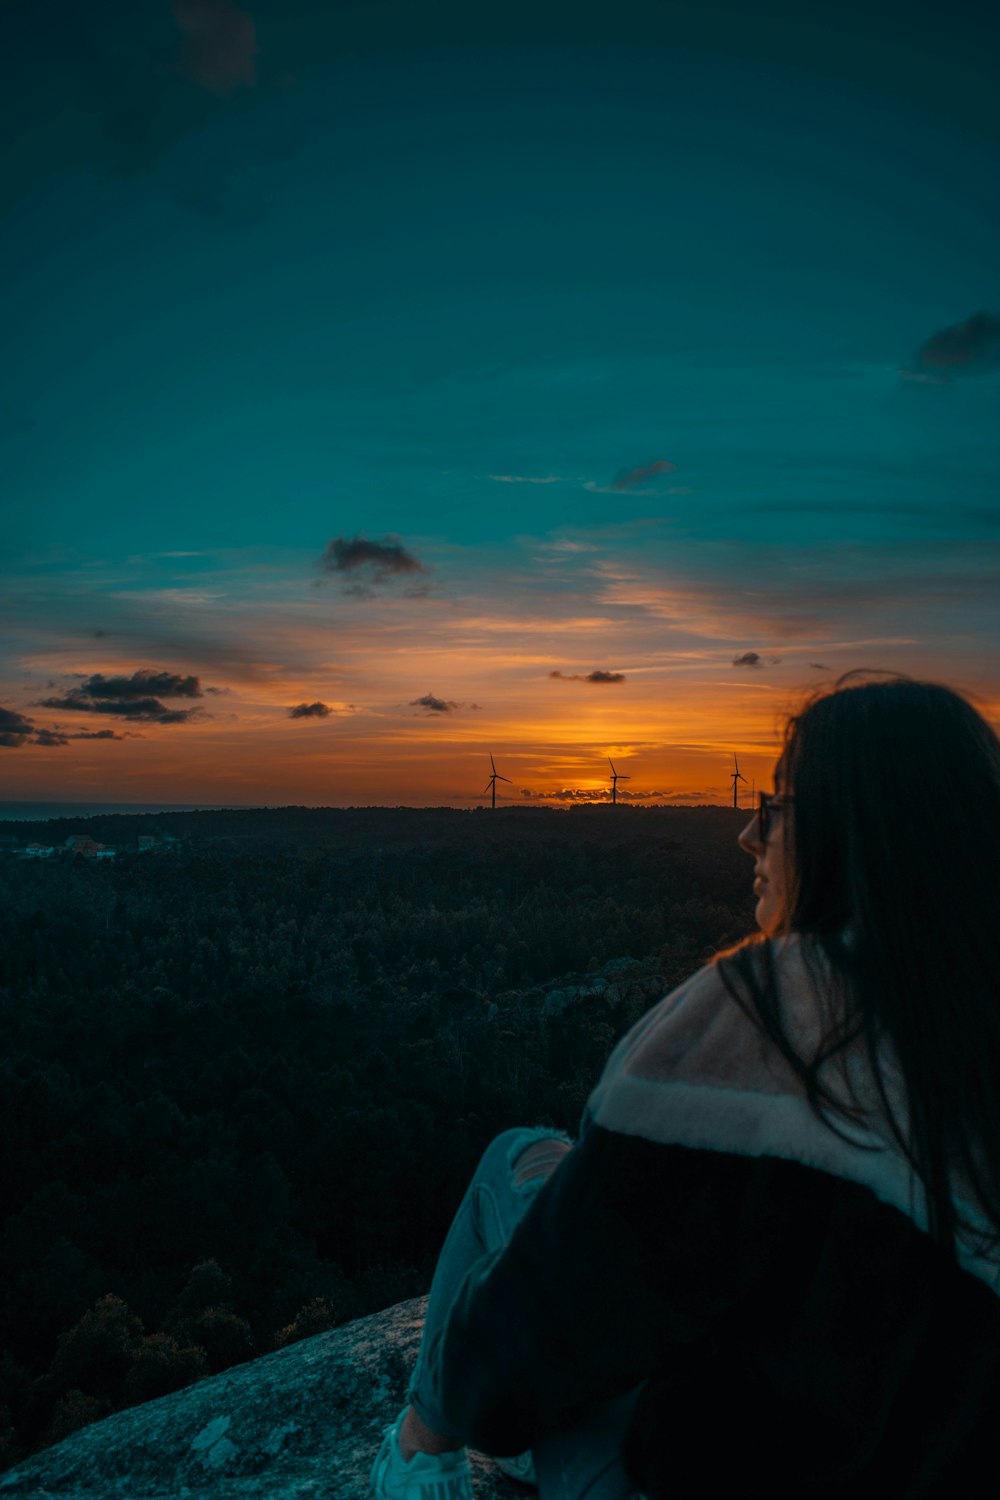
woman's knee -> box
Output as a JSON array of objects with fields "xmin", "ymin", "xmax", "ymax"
[{"xmin": 479, "ymin": 1125, "xmax": 573, "ymax": 1192}]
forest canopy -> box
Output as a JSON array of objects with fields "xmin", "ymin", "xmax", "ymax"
[{"xmin": 0, "ymin": 805, "xmax": 754, "ymax": 1469}]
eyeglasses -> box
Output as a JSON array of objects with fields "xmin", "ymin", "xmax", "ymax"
[{"xmin": 758, "ymin": 790, "xmax": 794, "ymax": 842}]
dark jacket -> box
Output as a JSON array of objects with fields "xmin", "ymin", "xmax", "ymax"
[{"xmin": 425, "ymin": 939, "xmax": 1000, "ymax": 1497}]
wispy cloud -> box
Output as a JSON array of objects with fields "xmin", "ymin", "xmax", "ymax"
[
  {"xmin": 489, "ymin": 475, "xmax": 567, "ymax": 485},
  {"xmin": 549, "ymin": 669, "xmax": 626, "ymax": 684},
  {"xmin": 732, "ymin": 652, "xmax": 762, "ymax": 668},
  {"xmin": 610, "ymin": 459, "xmax": 678, "ymax": 491}
]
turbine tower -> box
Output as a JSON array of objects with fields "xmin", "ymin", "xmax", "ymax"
[
  {"xmin": 730, "ymin": 754, "xmax": 748, "ymax": 810},
  {"xmin": 608, "ymin": 757, "xmax": 630, "ymax": 806},
  {"xmin": 484, "ymin": 753, "xmax": 511, "ymax": 809}
]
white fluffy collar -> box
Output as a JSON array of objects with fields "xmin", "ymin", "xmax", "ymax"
[{"xmin": 587, "ymin": 937, "xmax": 1000, "ymax": 1295}]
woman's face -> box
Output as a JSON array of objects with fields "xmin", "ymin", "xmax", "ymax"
[{"xmin": 738, "ymin": 761, "xmax": 791, "ymax": 936}]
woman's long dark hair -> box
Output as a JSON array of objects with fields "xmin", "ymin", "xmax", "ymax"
[{"xmin": 719, "ymin": 674, "xmax": 1000, "ymax": 1255}]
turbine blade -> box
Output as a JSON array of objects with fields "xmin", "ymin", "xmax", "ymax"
[
  {"xmin": 490, "ymin": 753, "xmax": 497, "ymax": 773},
  {"xmin": 608, "ymin": 758, "xmax": 617, "ymax": 774},
  {"xmin": 497, "ymin": 774, "xmax": 512, "ymax": 783}
]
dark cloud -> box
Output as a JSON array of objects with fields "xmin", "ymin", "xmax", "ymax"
[
  {"xmin": 732, "ymin": 652, "xmax": 762, "ymax": 668},
  {"xmin": 908, "ymin": 311, "xmax": 1000, "ymax": 381},
  {"xmin": 34, "ymin": 667, "xmax": 208, "ymax": 724},
  {"xmin": 410, "ymin": 694, "xmax": 458, "ymax": 714},
  {"xmin": 611, "ymin": 459, "xmax": 677, "ymax": 491},
  {"xmin": 321, "ymin": 534, "xmax": 425, "ymax": 591},
  {"xmin": 81, "ymin": 669, "xmax": 202, "ymax": 699},
  {"xmin": 37, "ymin": 693, "xmax": 200, "ymax": 724},
  {"xmin": 0, "ymin": 708, "xmax": 129, "ymax": 748},
  {"xmin": 289, "ymin": 701, "xmax": 332, "ymax": 719},
  {"xmin": 810, "ymin": 662, "xmax": 831, "ymax": 670},
  {"xmin": 172, "ymin": 0, "xmax": 258, "ymax": 97},
  {"xmin": 74, "ymin": 729, "xmax": 130, "ymax": 740},
  {"xmin": 0, "ymin": 707, "xmax": 34, "ymax": 748},
  {"xmin": 549, "ymin": 670, "xmax": 626, "ymax": 684}
]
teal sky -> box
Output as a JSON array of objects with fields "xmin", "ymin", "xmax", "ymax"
[{"xmin": 2, "ymin": 0, "xmax": 998, "ymax": 805}]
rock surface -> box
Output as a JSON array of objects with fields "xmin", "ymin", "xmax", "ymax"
[{"xmin": 0, "ymin": 1297, "xmax": 523, "ymax": 1499}]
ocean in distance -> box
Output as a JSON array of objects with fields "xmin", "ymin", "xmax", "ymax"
[{"xmin": 0, "ymin": 801, "xmax": 251, "ymax": 822}]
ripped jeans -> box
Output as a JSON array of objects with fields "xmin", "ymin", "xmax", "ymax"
[{"xmin": 407, "ymin": 1128, "xmax": 645, "ymax": 1500}]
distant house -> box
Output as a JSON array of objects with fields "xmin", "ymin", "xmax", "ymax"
[
  {"xmin": 66, "ymin": 835, "xmax": 101, "ymax": 855},
  {"xmin": 65, "ymin": 835, "xmax": 114, "ymax": 859},
  {"xmin": 25, "ymin": 843, "xmax": 55, "ymax": 858}
]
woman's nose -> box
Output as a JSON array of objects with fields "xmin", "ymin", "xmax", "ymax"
[{"xmin": 738, "ymin": 811, "xmax": 762, "ymax": 854}]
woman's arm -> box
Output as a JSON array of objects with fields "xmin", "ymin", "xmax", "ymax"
[{"xmin": 420, "ymin": 1122, "xmax": 783, "ymax": 1458}]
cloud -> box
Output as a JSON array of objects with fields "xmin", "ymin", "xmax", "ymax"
[
  {"xmin": 810, "ymin": 662, "xmax": 831, "ymax": 670},
  {"xmin": 610, "ymin": 459, "xmax": 677, "ymax": 491},
  {"xmin": 0, "ymin": 707, "xmax": 34, "ymax": 748},
  {"xmin": 34, "ymin": 667, "xmax": 209, "ymax": 723},
  {"xmin": 410, "ymin": 693, "xmax": 459, "ymax": 714},
  {"xmin": 907, "ymin": 311, "xmax": 1000, "ymax": 381},
  {"xmin": 0, "ymin": 708, "xmax": 130, "ymax": 748},
  {"xmin": 732, "ymin": 651, "xmax": 762, "ymax": 668},
  {"xmin": 320, "ymin": 534, "xmax": 425, "ymax": 592},
  {"xmin": 37, "ymin": 693, "xmax": 201, "ymax": 724},
  {"xmin": 489, "ymin": 475, "xmax": 566, "ymax": 484},
  {"xmin": 549, "ymin": 669, "xmax": 626, "ymax": 684},
  {"xmin": 79, "ymin": 669, "xmax": 203, "ymax": 699},
  {"xmin": 289, "ymin": 701, "xmax": 332, "ymax": 719},
  {"xmin": 172, "ymin": 0, "xmax": 258, "ymax": 96}
]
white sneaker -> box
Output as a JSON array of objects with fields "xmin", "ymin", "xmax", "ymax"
[{"xmin": 370, "ymin": 1407, "xmax": 475, "ymax": 1500}]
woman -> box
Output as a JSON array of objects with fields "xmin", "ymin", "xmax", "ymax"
[{"xmin": 371, "ymin": 675, "xmax": 1000, "ymax": 1499}]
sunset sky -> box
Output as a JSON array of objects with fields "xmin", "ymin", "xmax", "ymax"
[{"xmin": 2, "ymin": 0, "xmax": 998, "ymax": 808}]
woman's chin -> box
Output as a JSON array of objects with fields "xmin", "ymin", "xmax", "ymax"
[{"xmin": 755, "ymin": 893, "xmax": 781, "ymax": 935}]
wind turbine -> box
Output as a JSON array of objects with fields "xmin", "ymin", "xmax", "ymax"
[
  {"xmin": 608, "ymin": 758, "xmax": 630, "ymax": 806},
  {"xmin": 484, "ymin": 753, "xmax": 511, "ymax": 809},
  {"xmin": 730, "ymin": 754, "xmax": 748, "ymax": 810}
]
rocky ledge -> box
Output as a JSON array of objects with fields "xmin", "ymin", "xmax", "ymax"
[{"xmin": 0, "ymin": 1296, "xmax": 522, "ymax": 1499}]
